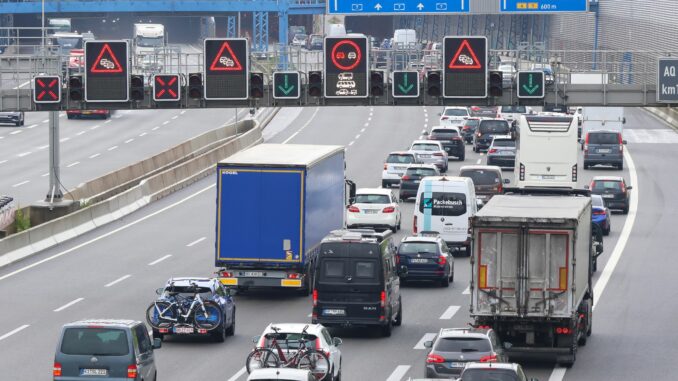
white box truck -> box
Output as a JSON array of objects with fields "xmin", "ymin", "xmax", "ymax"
[
  {"xmin": 580, "ymin": 107, "xmax": 626, "ymax": 146},
  {"xmin": 470, "ymin": 194, "xmax": 597, "ymax": 366}
]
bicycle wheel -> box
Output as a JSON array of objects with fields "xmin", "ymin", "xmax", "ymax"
[
  {"xmin": 194, "ymin": 301, "xmax": 223, "ymax": 330},
  {"xmin": 246, "ymin": 348, "xmax": 280, "ymax": 373},
  {"xmin": 146, "ymin": 302, "xmax": 174, "ymax": 329},
  {"xmin": 297, "ymin": 349, "xmax": 331, "ymax": 381}
]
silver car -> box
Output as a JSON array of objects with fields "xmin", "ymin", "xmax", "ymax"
[{"xmin": 409, "ymin": 140, "xmax": 448, "ymax": 172}]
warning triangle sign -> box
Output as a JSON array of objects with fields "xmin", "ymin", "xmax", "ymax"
[
  {"xmin": 90, "ymin": 43, "xmax": 124, "ymax": 73},
  {"xmin": 209, "ymin": 42, "xmax": 244, "ymax": 71},
  {"xmin": 448, "ymin": 39, "xmax": 482, "ymax": 70}
]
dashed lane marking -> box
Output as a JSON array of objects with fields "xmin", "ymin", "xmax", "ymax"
[
  {"xmin": 0, "ymin": 325, "xmax": 30, "ymax": 341},
  {"xmin": 386, "ymin": 365, "xmax": 411, "ymax": 381},
  {"xmin": 12, "ymin": 180, "xmax": 29, "ymax": 187},
  {"xmin": 105, "ymin": 274, "xmax": 132, "ymax": 288},
  {"xmin": 148, "ymin": 254, "xmax": 172, "ymax": 266},
  {"xmin": 439, "ymin": 305, "xmax": 461, "ymax": 320},
  {"xmin": 54, "ymin": 297, "xmax": 84, "ymax": 312},
  {"xmin": 66, "ymin": 161, "xmax": 80, "ymax": 168},
  {"xmin": 186, "ymin": 237, "xmax": 206, "ymax": 247},
  {"xmin": 462, "ymin": 286, "xmax": 470, "ymax": 295},
  {"xmin": 89, "ymin": 153, "xmax": 100, "ymax": 159},
  {"xmin": 414, "ymin": 333, "xmax": 437, "ymax": 349}
]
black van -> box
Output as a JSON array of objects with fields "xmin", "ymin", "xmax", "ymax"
[{"xmin": 312, "ymin": 229, "xmax": 402, "ymax": 337}]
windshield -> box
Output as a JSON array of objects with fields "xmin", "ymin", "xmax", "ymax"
[
  {"xmin": 61, "ymin": 328, "xmax": 129, "ymax": 356},
  {"xmin": 311, "ymin": 37, "xmax": 323, "ymax": 43},
  {"xmin": 387, "ymin": 154, "xmax": 415, "ymax": 164},
  {"xmin": 405, "ymin": 167, "xmax": 437, "ymax": 177},
  {"xmin": 411, "ymin": 143, "xmax": 440, "ymax": 151},
  {"xmin": 431, "ymin": 129, "xmax": 459, "ymax": 139},
  {"xmin": 435, "ymin": 337, "xmax": 491, "ymax": 352},
  {"xmin": 461, "ymin": 369, "xmax": 519, "ymax": 381},
  {"xmin": 492, "ymin": 140, "xmax": 515, "ymax": 148},
  {"xmin": 591, "ymin": 195, "xmax": 605, "ymax": 208},
  {"xmin": 501, "ymin": 105, "xmax": 527, "ymax": 113},
  {"xmin": 479, "ymin": 120, "xmax": 510, "ymax": 134},
  {"xmin": 136, "ymin": 36, "xmax": 164, "ymax": 47},
  {"xmin": 355, "ymin": 194, "xmax": 390, "ymax": 204},
  {"xmin": 444, "ymin": 108, "xmax": 468, "ymax": 116},
  {"xmin": 398, "ymin": 242, "xmax": 438, "ymax": 254},
  {"xmin": 460, "ymin": 170, "xmax": 500, "ymax": 186},
  {"xmin": 55, "ymin": 37, "xmax": 82, "ymax": 49},
  {"xmin": 418, "ymin": 192, "xmax": 467, "ymax": 216}
]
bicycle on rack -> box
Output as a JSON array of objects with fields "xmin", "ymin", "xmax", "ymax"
[
  {"xmin": 245, "ymin": 325, "xmax": 331, "ymax": 381},
  {"xmin": 146, "ymin": 281, "xmax": 222, "ymax": 331}
]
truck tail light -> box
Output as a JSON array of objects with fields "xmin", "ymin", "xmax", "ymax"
[
  {"xmin": 480, "ymin": 354, "xmax": 497, "ymax": 362},
  {"xmin": 348, "ymin": 206, "xmax": 360, "ymax": 213},
  {"xmin": 382, "ymin": 206, "xmax": 395, "ymax": 213},
  {"xmin": 53, "ymin": 362, "xmax": 62, "ymax": 377},
  {"xmin": 519, "ymin": 163, "xmax": 525, "ymax": 181},
  {"xmin": 555, "ymin": 327, "xmax": 571, "ymax": 335},
  {"xmin": 127, "ymin": 364, "xmax": 138, "ymax": 379},
  {"xmin": 287, "ymin": 273, "xmax": 301, "ymax": 279},
  {"xmin": 426, "ymin": 354, "xmax": 445, "ymax": 363},
  {"xmin": 572, "ymin": 164, "xmax": 578, "ymax": 182},
  {"xmin": 380, "ymin": 291, "xmax": 386, "ymax": 308},
  {"xmin": 618, "ymin": 133, "xmax": 624, "ymax": 153},
  {"xmin": 220, "ymin": 271, "xmax": 233, "ymax": 278},
  {"xmin": 312, "ymin": 289, "xmax": 318, "ymax": 307}
]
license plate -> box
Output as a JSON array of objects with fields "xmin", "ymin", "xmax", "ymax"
[
  {"xmin": 81, "ymin": 369, "xmax": 108, "ymax": 376},
  {"xmin": 410, "ymin": 258, "xmax": 428, "ymax": 263},
  {"xmin": 413, "ymin": 180, "xmax": 420, "ymax": 183},
  {"xmin": 602, "ymin": 194, "xmax": 614, "ymax": 198},
  {"xmin": 323, "ymin": 309, "xmax": 346, "ymax": 316},
  {"xmin": 598, "ymin": 149, "xmax": 611, "ymax": 153},
  {"xmin": 174, "ymin": 326, "xmax": 194, "ymax": 334},
  {"xmin": 364, "ymin": 209, "xmax": 379, "ymax": 214},
  {"xmin": 244, "ymin": 271, "xmax": 263, "ymax": 277},
  {"xmin": 541, "ymin": 175, "xmax": 555, "ymax": 180},
  {"xmin": 419, "ymin": 154, "xmax": 431, "ymax": 158},
  {"xmin": 393, "ymin": 166, "xmax": 406, "ymax": 170},
  {"xmin": 451, "ymin": 362, "xmax": 465, "ymax": 368}
]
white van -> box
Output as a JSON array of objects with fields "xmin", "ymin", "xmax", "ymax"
[
  {"xmin": 413, "ymin": 176, "xmax": 477, "ymax": 255},
  {"xmin": 328, "ymin": 24, "xmax": 346, "ymax": 37},
  {"xmin": 393, "ymin": 29, "xmax": 417, "ymax": 50}
]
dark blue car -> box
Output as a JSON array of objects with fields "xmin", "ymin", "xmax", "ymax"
[
  {"xmin": 591, "ymin": 194, "xmax": 611, "ymax": 236},
  {"xmin": 397, "ymin": 233, "xmax": 454, "ymax": 287}
]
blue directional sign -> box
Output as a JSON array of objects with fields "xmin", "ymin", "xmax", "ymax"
[
  {"xmin": 500, "ymin": 0, "xmax": 588, "ymax": 12},
  {"xmin": 328, "ymin": 0, "xmax": 469, "ymax": 15}
]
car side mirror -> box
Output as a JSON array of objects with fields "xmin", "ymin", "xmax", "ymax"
[
  {"xmin": 423, "ymin": 340, "xmax": 433, "ymax": 348},
  {"xmin": 252, "ymin": 335, "xmax": 261, "ymax": 344},
  {"xmin": 333, "ymin": 337, "xmax": 343, "ymax": 346},
  {"xmin": 503, "ymin": 178, "xmax": 510, "ymax": 184},
  {"xmin": 152, "ymin": 338, "xmax": 162, "ymax": 349},
  {"xmin": 626, "ymin": 185, "xmax": 632, "ymax": 190},
  {"xmin": 155, "ymin": 288, "xmax": 164, "ymax": 295},
  {"xmin": 622, "ymin": 140, "xmax": 627, "ymax": 145}
]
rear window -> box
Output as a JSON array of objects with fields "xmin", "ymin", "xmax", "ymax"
[
  {"xmin": 461, "ymin": 369, "xmax": 519, "ymax": 381},
  {"xmin": 411, "ymin": 143, "xmax": 440, "ymax": 151},
  {"xmin": 479, "ymin": 120, "xmax": 510, "ymax": 134},
  {"xmin": 355, "ymin": 194, "xmax": 390, "ymax": 204},
  {"xmin": 386, "ymin": 154, "xmax": 415, "ymax": 164},
  {"xmin": 464, "ymin": 119, "xmax": 480, "ymax": 127},
  {"xmin": 431, "ymin": 129, "xmax": 459, "ymax": 139},
  {"xmin": 319, "ymin": 257, "xmax": 380, "ymax": 283},
  {"xmin": 61, "ymin": 328, "xmax": 129, "ymax": 356},
  {"xmin": 418, "ymin": 192, "xmax": 467, "ymax": 216},
  {"xmin": 262, "ymin": 332, "xmax": 319, "ymax": 351},
  {"xmin": 592, "ymin": 180, "xmax": 621, "ymax": 191},
  {"xmin": 398, "ymin": 242, "xmax": 438, "ymax": 254},
  {"xmin": 435, "ymin": 337, "xmax": 492, "ymax": 352},
  {"xmin": 501, "ymin": 105, "xmax": 527, "ymax": 113},
  {"xmin": 405, "ymin": 167, "xmax": 437, "ymax": 177},
  {"xmin": 460, "ymin": 169, "xmax": 500, "ymax": 186},
  {"xmin": 591, "ymin": 195, "xmax": 605, "ymax": 208},
  {"xmin": 444, "ymin": 108, "xmax": 468, "ymax": 116},
  {"xmin": 588, "ymin": 132, "xmax": 619, "ymax": 144},
  {"xmin": 492, "ymin": 140, "xmax": 515, "ymax": 148}
]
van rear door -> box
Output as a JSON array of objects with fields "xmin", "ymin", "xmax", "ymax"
[{"xmin": 417, "ymin": 189, "xmax": 469, "ymax": 244}]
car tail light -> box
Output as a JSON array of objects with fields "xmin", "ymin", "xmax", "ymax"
[
  {"xmin": 313, "ymin": 289, "xmax": 318, "ymax": 307},
  {"xmin": 618, "ymin": 133, "xmax": 624, "ymax": 153},
  {"xmin": 348, "ymin": 205, "xmax": 360, "ymax": 213},
  {"xmin": 480, "ymin": 354, "xmax": 498, "ymax": 362},
  {"xmin": 380, "ymin": 291, "xmax": 386, "ymax": 308},
  {"xmin": 401, "ymin": 175, "xmax": 410, "ymax": 181},
  {"xmin": 382, "ymin": 206, "xmax": 395, "ymax": 213},
  {"xmin": 497, "ymin": 183, "xmax": 503, "ymax": 193},
  {"xmin": 433, "ymin": 152, "xmax": 444, "ymax": 157},
  {"xmin": 384, "ymin": 163, "xmax": 387, "ymax": 170},
  {"xmin": 476, "ymin": 132, "xmax": 482, "ymax": 137},
  {"xmin": 127, "ymin": 364, "xmax": 138, "ymax": 379},
  {"xmin": 441, "ymin": 116, "xmax": 449, "ymax": 120},
  {"xmin": 584, "ymin": 133, "xmax": 590, "ymax": 153},
  {"xmin": 589, "ymin": 181, "xmax": 595, "ymax": 191},
  {"xmin": 315, "ymin": 337, "xmax": 330, "ymax": 357},
  {"xmin": 437, "ymin": 255, "xmax": 447, "ymax": 266},
  {"xmin": 159, "ymin": 328, "xmax": 169, "ymax": 333},
  {"xmin": 555, "ymin": 327, "xmax": 571, "ymax": 335},
  {"xmin": 593, "ymin": 210, "xmax": 606, "ymax": 215},
  {"xmin": 53, "ymin": 362, "xmax": 62, "ymax": 377},
  {"xmin": 198, "ymin": 328, "xmax": 208, "ymax": 334},
  {"xmin": 476, "ymin": 325, "xmax": 491, "ymax": 329},
  {"xmin": 488, "ymin": 148, "xmax": 497, "ymax": 154},
  {"xmin": 413, "ymin": 216, "xmax": 418, "ymax": 234},
  {"xmin": 620, "ymin": 181, "xmax": 626, "ymax": 193},
  {"xmin": 572, "ymin": 164, "xmax": 578, "ymax": 182},
  {"xmin": 220, "ymin": 271, "xmax": 234, "ymax": 278},
  {"xmin": 426, "ymin": 354, "xmax": 445, "ymax": 364},
  {"xmin": 519, "ymin": 163, "xmax": 525, "ymax": 181},
  {"xmin": 287, "ymin": 273, "xmax": 301, "ymax": 279}
]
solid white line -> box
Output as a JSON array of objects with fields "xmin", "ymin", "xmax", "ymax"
[
  {"xmin": 66, "ymin": 161, "xmax": 80, "ymax": 168},
  {"xmin": 108, "ymin": 146, "xmax": 118, "ymax": 151},
  {"xmin": 124, "ymin": 138, "xmax": 134, "ymax": 144},
  {"xmin": 54, "ymin": 297, "xmax": 84, "ymax": 312},
  {"xmin": 0, "ymin": 160, "xmax": 7, "ymax": 165},
  {"xmin": 414, "ymin": 333, "xmax": 437, "ymax": 349},
  {"xmin": 440, "ymin": 305, "xmax": 461, "ymax": 320},
  {"xmin": 348, "ymin": 141, "xmax": 354, "ymax": 146},
  {"xmin": 148, "ymin": 254, "xmax": 172, "ymax": 266},
  {"xmin": 105, "ymin": 274, "xmax": 132, "ymax": 288},
  {"xmin": 12, "ymin": 180, "xmax": 29, "ymax": 187},
  {"xmin": 10, "ymin": 130, "xmax": 22, "ymax": 135},
  {"xmin": 547, "ymin": 148, "xmax": 639, "ymax": 381},
  {"xmin": 89, "ymin": 153, "xmax": 100, "ymax": 159},
  {"xmin": 282, "ymin": 107, "xmax": 320, "ymax": 144},
  {"xmin": 76, "ymin": 131, "xmax": 86, "ymax": 136},
  {"xmin": 227, "ymin": 367, "xmax": 247, "ymax": 381},
  {"xmin": 0, "ymin": 325, "xmax": 30, "ymax": 341},
  {"xmin": 186, "ymin": 237, "xmax": 206, "ymax": 247},
  {"xmin": 152, "ymin": 126, "xmax": 159, "ymax": 131},
  {"xmin": 0, "ymin": 184, "xmax": 216, "ymax": 280},
  {"xmin": 139, "ymin": 132, "xmax": 147, "ymax": 137},
  {"xmin": 162, "ymin": 120, "xmax": 170, "ymax": 125},
  {"xmin": 17, "ymin": 152, "xmax": 31, "ymax": 157},
  {"xmin": 171, "ymin": 115, "xmax": 178, "ymax": 120},
  {"xmin": 386, "ymin": 365, "xmax": 411, "ymax": 381},
  {"xmin": 27, "ymin": 124, "xmax": 38, "ymax": 129},
  {"xmin": 476, "ymin": 158, "xmax": 482, "ymax": 164},
  {"xmin": 41, "ymin": 173, "xmax": 49, "ymax": 177},
  {"xmin": 37, "ymin": 145, "xmax": 49, "ymax": 150},
  {"xmin": 462, "ymin": 286, "xmax": 470, "ymax": 295},
  {"xmin": 60, "ymin": 137, "xmax": 70, "ymax": 142}
]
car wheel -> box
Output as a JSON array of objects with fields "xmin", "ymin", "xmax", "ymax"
[
  {"xmin": 459, "ymin": 154, "xmax": 465, "ymax": 161},
  {"xmin": 450, "ymin": 270, "xmax": 454, "ymax": 282},
  {"xmin": 225, "ymin": 309, "xmax": 235, "ymax": 336},
  {"xmin": 394, "ymin": 299, "xmax": 402, "ymax": 326},
  {"xmin": 622, "ymin": 205, "xmax": 629, "ymax": 214},
  {"xmin": 603, "ymin": 224, "xmax": 610, "ymax": 236},
  {"xmin": 15, "ymin": 121, "xmax": 21, "ymax": 127},
  {"xmin": 440, "ymin": 276, "xmax": 450, "ymax": 288},
  {"xmin": 381, "ymin": 319, "xmax": 392, "ymax": 337},
  {"xmin": 152, "ymin": 370, "xmax": 157, "ymax": 381},
  {"xmin": 390, "ymin": 225, "xmax": 397, "ymax": 233},
  {"xmin": 618, "ymin": 163, "xmax": 624, "ymax": 170},
  {"xmin": 212, "ymin": 321, "xmax": 226, "ymax": 343}
]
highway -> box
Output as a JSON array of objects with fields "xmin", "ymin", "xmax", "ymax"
[{"xmin": 0, "ymin": 106, "xmax": 675, "ymax": 381}]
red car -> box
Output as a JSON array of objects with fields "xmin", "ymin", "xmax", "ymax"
[{"xmin": 66, "ymin": 109, "xmax": 111, "ymax": 119}]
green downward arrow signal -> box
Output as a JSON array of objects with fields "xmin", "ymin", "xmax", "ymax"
[
  {"xmin": 522, "ymin": 73, "xmax": 540, "ymax": 95},
  {"xmin": 277, "ymin": 74, "xmax": 296, "ymax": 96},
  {"xmin": 398, "ymin": 73, "xmax": 415, "ymax": 94}
]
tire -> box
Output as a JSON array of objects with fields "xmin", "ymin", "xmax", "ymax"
[
  {"xmin": 298, "ymin": 349, "xmax": 331, "ymax": 381},
  {"xmin": 603, "ymin": 224, "xmax": 610, "ymax": 236},
  {"xmin": 211, "ymin": 322, "xmax": 226, "ymax": 343},
  {"xmin": 394, "ymin": 298, "xmax": 402, "ymax": 327},
  {"xmin": 15, "ymin": 121, "xmax": 20, "ymax": 127},
  {"xmin": 146, "ymin": 302, "xmax": 174, "ymax": 329},
  {"xmin": 381, "ymin": 319, "xmax": 392, "ymax": 337},
  {"xmin": 152, "ymin": 371, "xmax": 157, "ymax": 381},
  {"xmin": 226, "ymin": 309, "xmax": 235, "ymax": 336},
  {"xmin": 592, "ymin": 258, "xmax": 598, "ymax": 272},
  {"xmin": 194, "ymin": 301, "xmax": 223, "ymax": 331},
  {"xmin": 390, "ymin": 225, "xmax": 397, "ymax": 233},
  {"xmin": 459, "ymin": 154, "xmax": 465, "ymax": 161},
  {"xmin": 246, "ymin": 348, "xmax": 280, "ymax": 373},
  {"xmin": 622, "ymin": 205, "xmax": 629, "ymax": 215},
  {"xmin": 473, "ymin": 146, "xmax": 478, "ymax": 153},
  {"xmin": 440, "ymin": 276, "xmax": 450, "ymax": 287},
  {"xmin": 450, "ymin": 270, "xmax": 454, "ymax": 282}
]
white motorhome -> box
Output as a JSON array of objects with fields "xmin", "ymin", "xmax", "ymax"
[{"xmin": 413, "ymin": 176, "xmax": 477, "ymax": 255}]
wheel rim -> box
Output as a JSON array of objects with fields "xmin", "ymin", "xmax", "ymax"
[
  {"xmin": 147, "ymin": 303, "xmax": 173, "ymax": 328},
  {"xmin": 299, "ymin": 352, "xmax": 330, "ymax": 380},
  {"xmin": 248, "ymin": 350, "xmax": 278, "ymax": 371}
]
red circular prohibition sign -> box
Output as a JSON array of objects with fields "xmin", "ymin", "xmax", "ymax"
[{"xmin": 331, "ymin": 40, "xmax": 362, "ymax": 71}]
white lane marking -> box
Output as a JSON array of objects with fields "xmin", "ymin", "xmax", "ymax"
[
  {"xmin": 171, "ymin": 115, "xmax": 178, "ymax": 120},
  {"xmin": 139, "ymin": 132, "xmax": 147, "ymax": 137},
  {"xmin": 152, "ymin": 126, "xmax": 159, "ymax": 131},
  {"xmin": 124, "ymin": 138, "xmax": 134, "ymax": 144},
  {"xmin": 476, "ymin": 158, "xmax": 482, "ymax": 164},
  {"xmin": 104, "ymin": 120, "xmax": 112, "ymax": 124},
  {"xmin": 355, "ymin": 134, "xmax": 361, "ymax": 139},
  {"xmin": 105, "ymin": 274, "xmax": 132, "ymax": 288},
  {"xmin": 17, "ymin": 152, "xmax": 31, "ymax": 157},
  {"xmin": 10, "ymin": 130, "xmax": 22, "ymax": 135},
  {"xmin": 12, "ymin": 81, "xmax": 30, "ymax": 90},
  {"xmin": 27, "ymin": 124, "xmax": 38, "ymax": 129},
  {"xmin": 348, "ymin": 141, "xmax": 355, "ymax": 146},
  {"xmin": 42, "ymin": 119, "xmax": 49, "ymax": 123},
  {"xmin": 186, "ymin": 237, "xmax": 206, "ymax": 247},
  {"xmin": 90, "ymin": 125, "xmax": 100, "ymax": 130},
  {"xmin": 422, "ymin": 129, "xmax": 427, "ymax": 133},
  {"xmin": 414, "ymin": 333, "xmax": 437, "ymax": 349},
  {"xmin": 364, "ymin": 122, "xmax": 369, "ymax": 127},
  {"xmin": 370, "ymin": 107, "xmax": 374, "ymax": 111},
  {"xmin": 361, "ymin": 128, "xmax": 366, "ymax": 133},
  {"xmin": 89, "ymin": 153, "xmax": 100, "ymax": 159},
  {"xmin": 462, "ymin": 286, "xmax": 470, "ymax": 295},
  {"xmin": 108, "ymin": 146, "xmax": 118, "ymax": 151},
  {"xmin": 148, "ymin": 254, "xmax": 172, "ymax": 266},
  {"xmin": 440, "ymin": 305, "xmax": 461, "ymax": 320},
  {"xmin": 180, "ymin": 110, "xmax": 186, "ymax": 115},
  {"xmin": 425, "ymin": 118, "xmax": 428, "ymax": 122},
  {"xmin": 368, "ymin": 117, "xmax": 372, "ymax": 121},
  {"xmin": 0, "ymin": 184, "xmax": 215, "ymax": 278},
  {"xmin": 66, "ymin": 161, "xmax": 80, "ymax": 168},
  {"xmin": 162, "ymin": 120, "xmax": 170, "ymax": 125},
  {"xmin": 54, "ymin": 297, "xmax": 84, "ymax": 312},
  {"xmin": 60, "ymin": 137, "xmax": 70, "ymax": 143},
  {"xmin": 547, "ymin": 148, "xmax": 639, "ymax": 381},
  {"xmin": 41, "ymin": 173, "xmax": 49, "ymax": 177},
  {"xmin": 227, "ymin": 367, "xmax": 247, "ymax": 381},
  {"xmin": 282, "ymin": 107, "xmax": 320, "ymax": 144},
  {"xmin": 386, "ymin": 365, "xmax": 411, "ymax": 381},
  {"xmin": 0, "ymin": 160, "xmax": 7, "ymax": 165},
  {"xmin": 37, "ymin": 145, "xmax": 49, "ymax": 150},
  {"xmin": 0, "ymin": 325, "xmax": 30, "ymax": 341},
  {"xmin": 76, "ymin": 131, "xmax": 86, "ymax": 136},
  {"xmin": 12, "ymin": 180, "xmax": 29, "ymax": 187}
]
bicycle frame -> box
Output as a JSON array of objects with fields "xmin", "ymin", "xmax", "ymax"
[{"xmin": 154, "ymin": 291, "xmax": 209, "ymax": 322}]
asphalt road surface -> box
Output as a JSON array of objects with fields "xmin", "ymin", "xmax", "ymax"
[{"xmin": 0, "ymin": 106, "xmax": 674, "ymax": 381}]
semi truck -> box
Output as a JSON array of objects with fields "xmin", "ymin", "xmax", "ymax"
[
  {"xmin": 133, "ymin": 23, "xmax": 166, "ymax": 54},
  {"xmin": 215, "ymin": 144, "xmax": 355, "ymax": 295},
  {"xmin": 470, "ymin": 193, "xmax": 597, "ymax": 366}
]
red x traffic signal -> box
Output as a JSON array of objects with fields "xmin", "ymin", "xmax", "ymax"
[
  {"xmin": 153, "ymin": 74, "xmax": 181, "ymax": 102},
  {"xmin": 33, "ymin": 75, "xmax": 61, "ymax": 104}
]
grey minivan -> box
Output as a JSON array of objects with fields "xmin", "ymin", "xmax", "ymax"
[
  {"xmin": 583, "ymin": 130, "xmax": 626, "ymax": 170},
  {"xmin": 54, "ymin": 319, "xmax": 161, "ymax": 381}
]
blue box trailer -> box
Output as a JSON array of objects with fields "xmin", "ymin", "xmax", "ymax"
[{"xmin": 215, "ymin": 144, "xmax": 351, "ymax": 294}]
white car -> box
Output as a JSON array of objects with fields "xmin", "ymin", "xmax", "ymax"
[
  {"xmin": 292, "ymin": 34, "xmax": 307, "ymax": 47},
  {"xmin": 439, "ymin": 106, "xmax": 470, "ymax": 127},
  {"xmin": 381, "ymin": 151, "xmax": 418, "ymax": 188},
  {"xmin": 253, "ymin": 324, "xmax": 342, "ymax": 381},
  {"xmin": 409, "ymin": 140, "xmax": 448, "ymax": 172},
  {"xmin": 247, "ymin": 368, "xmax": 315, "ymax": 381},
  {"xmin": 347, "ymin": 188, "xmax": 401, "ymax": 232}
]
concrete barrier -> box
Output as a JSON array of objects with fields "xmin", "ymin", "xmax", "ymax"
[{"xmin": 644, "ymin": 107, "xmax": 678, "ymax": 131}]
